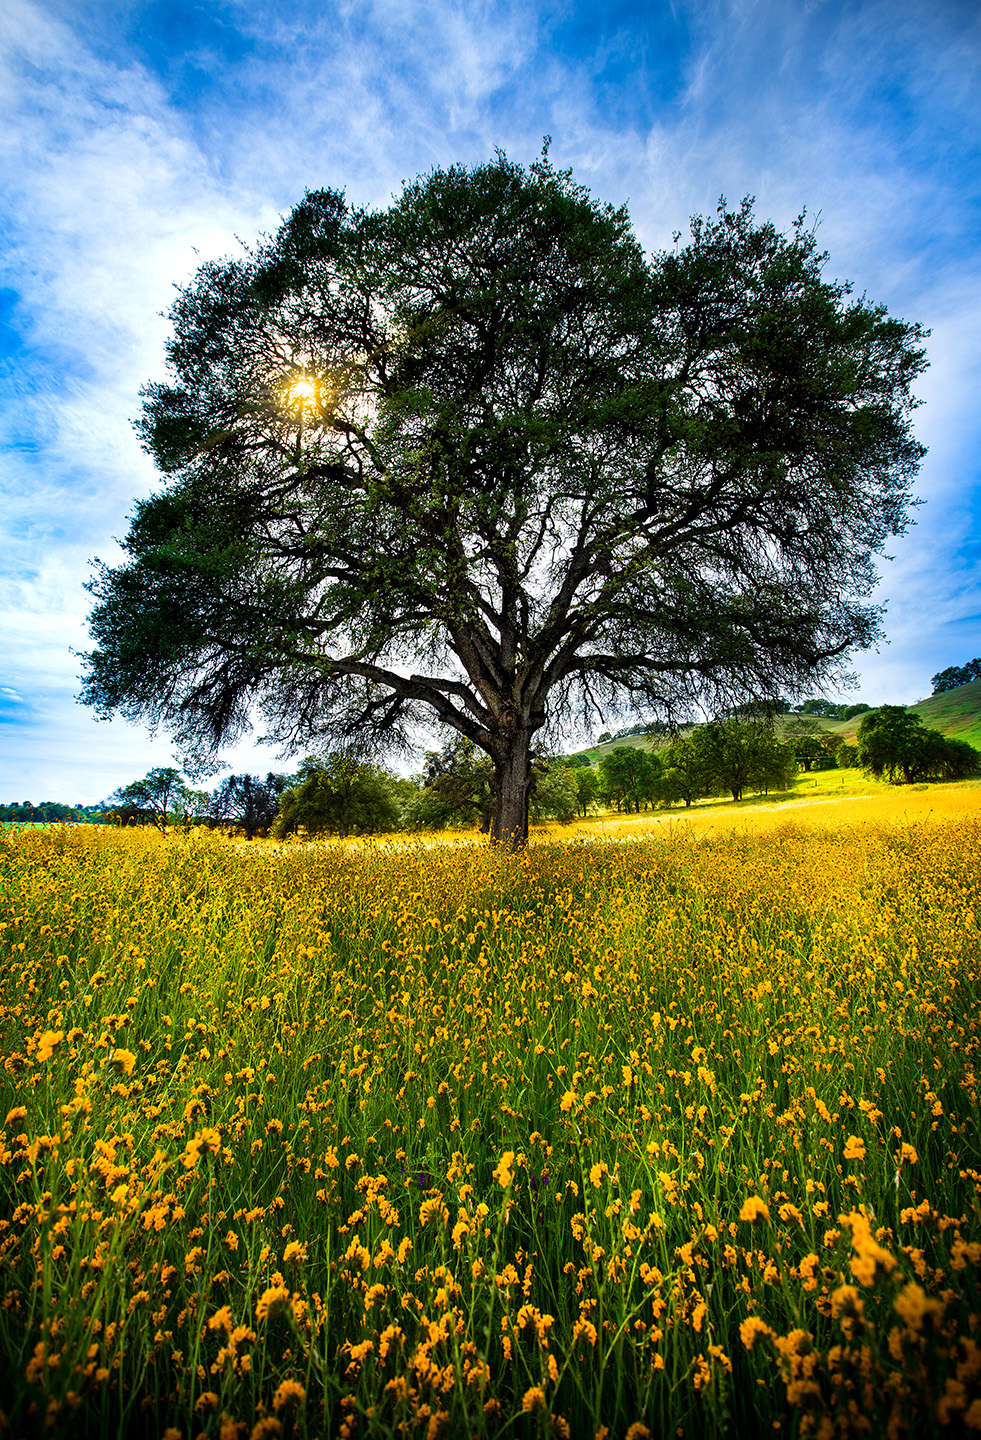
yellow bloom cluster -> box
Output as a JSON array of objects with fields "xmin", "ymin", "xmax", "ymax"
[{"xmin": 1, "ymin": 802, "xmax": 980, "ymax": 1436}]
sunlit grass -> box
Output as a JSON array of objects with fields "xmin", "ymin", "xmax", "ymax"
[{"xmin": 2, "ymin": 794, "xmax": 981, "ymax": 1437}]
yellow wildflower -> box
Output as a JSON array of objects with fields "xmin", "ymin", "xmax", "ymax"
[
  {"xmin": 739, "ymin": 1196, "xmax": 770, "ymax": 1224},
  {"xmin": 740, "ymin": 1316, "xmax": 775, "ymax": 1350},
  {"xmin": 36, "ymin": 1030, "xmax": 64, "ymax": 1063},
  {"xmin": 183, "ymin": 1127, "xmax": 222, "ymax": 1169},
  {"xmin": 830, "ymin": 1285, "xmax": 864, "ymax": 1320},
  {"xmin": 207, "ymin": 1307, "xmax": 235, "ymax": 1337},
  {"xmin": 894, "ymin": 1281, "xmax": 942, "ymax": 1331},
  {"xmin": 256, "ymin": 1285, "xmax": 290, "ymax": 1322},
  {"xmin": 272, "ymin": 1380, "xmax": 305, "ymax": 1412},
  {"xmin": 420, "ymin": 1196, "xmax": 446, "ymax": 1226},
  {"xmin": 492, "ymin": 1151, "xmax": 515, "ymax": 1188}
]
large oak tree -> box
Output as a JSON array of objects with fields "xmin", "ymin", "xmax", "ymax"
[{"xmin": 81, "ymin": 154, "xmax": 927, "ymax": 846}]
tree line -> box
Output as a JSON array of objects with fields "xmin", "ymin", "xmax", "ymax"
[
  {"xmin": 80, "ymin": 702, "xmax": 978, "ymax": 841},
  {"xmin": 9, "ymin": 698, "xmax": 977, "ymax": 838},
  {"xmin": 0, "ymin": 800, "xmax": 105, "ymax": 825}
]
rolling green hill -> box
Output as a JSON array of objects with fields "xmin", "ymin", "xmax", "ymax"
[
  {"xmin": 569, "ymin": 677, "xmax": 981, "ymax": 763},
  {"xmin": 800, "ymin": 678, "xmax": 981, "ymax": 748},
  {"xmin": 908, "ymin": 677, "xmax": 981, "ymax": 749}
]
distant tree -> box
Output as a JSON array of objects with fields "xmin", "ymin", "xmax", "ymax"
[
  {"xmin": 529, "ymin": 763, "xmax": 579, "ymax": 823},
  {"xmin": 106, "ymin": 767, "xmax": 201, "ymax": 830},
  {"xmin": 931, "ymin": 660, "xmax": 981, "ymax": 693},
  {"xmin": 655, "ymin": 738, "xmax": 709, "ymax": 808},
  {"xmin": 783, "ymin": 716, "xmax": 824, "ymax": 737},
  {"xmin": 80, "ymin": 157, "xmax": 928, "ymax": 849},
  {"xmin": 564, "ymin": 752, "xmax": 595, "ymax": 769},
  {"xmin": 0, "ymin": 800, "xmax": 87, "ymax": 823},
  {"xmin": 693, "ymin": 720, "xmax": 794, "ymax": 801},
  {"xmin": 783, "ymin": 721, "xmax": 840, "ymax": 771},
  {"xmin": 272, "ymin": 757, "xmax": 401, "ymax": 838},
  {"xmin": 836, "ymin": 743, "xmax": 860, "ymax": 769},
  {"xmin": 857, "ymin": 705, "xmax": 981, "ymax": 783},
  {"xmin": 728, "ymin": 698, "xmax": 791, "ymax": 718},
  {"xmin": 599, "ymin": 747, "xmax": 661, "ymax": 812},
  {"xmin": 795, "ymin": 698, "xmax": 841, "ymax": 718},
  {"xmin": 856, "ymin": 706, "xmax": 923, "ymax": 784},
  {"xmin": 916, "ymin": 732, "xmax": 981, "ymax": 780},
  {"xmin": 788, "ymin": 734, "xmax": 826, "ymax": 772},
  {"xmin": 398, "ymin": 787, "xmax": 458, "ymax": 833},
  {"xmin": 605, "ymin": 720, "xmax": 670, "ymax": 741},
  {"xmin": 793, "ymin": 698, "xmax": 871, "ymax": 719},
  {"xmin": 571, "ymin": 764, "xmax": 601, "ymax": 817},
  {"xmin": 405, "ymin": 737, "xmax": 496, "ymax": 832},
  {"xmin": 210, "ymin": 772, "xmax": 291, "ymax": 839}
]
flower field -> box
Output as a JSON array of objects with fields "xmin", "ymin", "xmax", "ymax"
[{"xmin": 2, "ymin": 800, "xmax": 981, "ymax": 1438}]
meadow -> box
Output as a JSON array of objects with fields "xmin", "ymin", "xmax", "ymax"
[{"xmin": 2, "ymin": 788, "xmax": 981, "ymax": 1438}]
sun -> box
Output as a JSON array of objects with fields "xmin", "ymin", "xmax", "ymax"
[{"xmin": 287, "ymin": 375, "xmax": 317, "ymax": 407}]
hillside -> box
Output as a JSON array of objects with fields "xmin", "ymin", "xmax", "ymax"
[
  {"xmin": 570, "ymin": 677, "xmax": 981, "ymax": 762},
  {"xmin": 909, "ymin": 676, "xmax": 981, "ymax": 748},
  {"xmin": 800, "ymin": 678, "xmax": 981, "ymax": 748}
]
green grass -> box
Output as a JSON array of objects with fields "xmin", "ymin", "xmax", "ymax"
[{"xmin": 571, "ymin": 679, "xmax": 981, "ymax": 765}]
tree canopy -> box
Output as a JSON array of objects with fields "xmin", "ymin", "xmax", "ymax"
[
  {"xmin": 857, "ymin": 706, "xmax": 980, "ymax": 784},
  {"xmin": 105, "ymin": 767, "xmax": 205, "ymax": 830},
  {"xmin": 689, "ymin": 719, "xmax": 795, "ymax": 801},
  {"xmin": 210, "ymin": 772, "xmax": 290, "ymax": 839},
  {"xmin": 271, "ymin": 756, "xmax": 401, "ymax": 838},
  {"xmin": 81, "ymin": 152, "xmax": 927, "ymax": 846},
  {"xmin": 931, "ymin": 660, "xmax": 981, "ymax": 694}
]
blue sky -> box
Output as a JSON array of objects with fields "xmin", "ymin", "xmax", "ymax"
[{"xmin": 1, "ymin": 0, "xmax": 979, "ymax": 803}]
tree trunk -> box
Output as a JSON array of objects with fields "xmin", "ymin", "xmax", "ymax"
[{"xmin": 490, "ymin": 733, "xmax": 533, "ymax": 849}]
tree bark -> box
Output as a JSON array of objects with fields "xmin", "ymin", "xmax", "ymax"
[{"xmin": 490, "ymin": 732, "xmax": 533, "ymax": 849}]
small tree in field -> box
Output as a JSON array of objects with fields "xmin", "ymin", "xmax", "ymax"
[
  {"xmin": 420, "ymin": 737, "xmax": 495, "ymax": 832},
  {"xmin": 858, "ymin": 706, "xmax": 981, "ymax": 783},
  {"xmin": 106, "ymin": 767, "xmax": 202, "ymax": 830},
  {"xmin": 272, "ymin": 756, "xmax": 400, "ymax": 838},
  {"xmin": 529, "ymin": 763, "xmax": 579, "ymax": 823},
  {"xmin": 210, "ymin": 772, "xmax": 290, "ymax": 839},
  {"xmin": 599, "ymin": 747, "xmax": 661, "ymax": 812},
  {"xmin": 651, "ymin": 737, "xmax": 706, "ymax": 808},
  {"xmin": 693, "ymin": 720, "xmax": 794, "ymax": 801},
  {"xmin": 571, "ymin": 763, "xmax": 601, "ymax": 817},
  {"xmin": 81, "ymin": 154, "xmax": 927, "ymax": 847}
]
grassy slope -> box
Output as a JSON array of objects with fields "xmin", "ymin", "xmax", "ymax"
[
  {"xmin": 908, "ymin": 675, "xmax": 981, "ymax": 747},
  {"xmin": 573, "ymin": 678, "xmax": 981, "ymax": 762}
]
